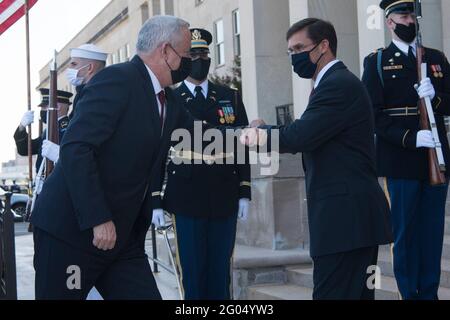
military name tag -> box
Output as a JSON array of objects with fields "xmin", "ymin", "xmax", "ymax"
[{"xmin": 383, "ymin": 65, "xmax": 403, "ymax": 71}]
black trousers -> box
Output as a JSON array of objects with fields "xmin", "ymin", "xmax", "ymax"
[
  {"xmin": 312, "ymin": 246, "xmax": 379, "ymax": 300},
  {"xmin": 33, "ymin": 227, "xmax": 162, "ymax": 300}
]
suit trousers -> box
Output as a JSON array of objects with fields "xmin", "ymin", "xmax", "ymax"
[
  {"xmin": 33, "ymin": 227, "xmax": 162, "ymax": 300},
  {"xmin": 312, "ymin": 246, "xmax": 379, "ymax": 300}
]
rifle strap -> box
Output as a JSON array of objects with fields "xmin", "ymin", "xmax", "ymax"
[{"xmin": 377, "ymin": 48, "xmax": 385, "ymax": 88}]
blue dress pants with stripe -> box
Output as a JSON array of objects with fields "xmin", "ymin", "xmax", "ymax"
[
  {"xmin": 173, "ymin": 213, "xmax": 238, "ymax": 300},
  {"xmin": 387, "ymin": 178, "xmax": 448, "ymax": 300}
]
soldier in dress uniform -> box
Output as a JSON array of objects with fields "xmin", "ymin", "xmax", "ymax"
[
  {"xmin": 14, "ymin": 88, "xmax": 73, "ymax": 170},
  {"xmin": 151, "ymin": 28, "xmax": 251, "ymax": 300},
  {"xmin": 362, "ymin": 0, "xmax": 450, "ymax": 300}
]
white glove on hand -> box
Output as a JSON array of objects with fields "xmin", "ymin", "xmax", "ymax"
[
  {"xmin": 237, "ymin": 198, "xmax": 250, "ymax": 221},
  {"xmin": 416, "ymin": 130, "xmax": 435, "ymax": 149},
  {"xmin": 41, "ymin": 140, "xmax": 60, "ymax": 163},
  {"xmin": 416, "ymin": 78, "xmax": 436, "ymax": 101},
  {"xmin": 20, "ymin": 111, "xmax": 34, "ymax": 128},
  {"xmin": 152, "ymin": 209, "xmax": 166, "ymax": 228}
]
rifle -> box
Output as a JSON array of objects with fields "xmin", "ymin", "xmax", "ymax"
[
  {"xmin": 414, "ymin": 0, "xmax": 446, "ymax": 185},
  {"xmin": 25, "ymin": 51, "xmax": 59, "ymax": 227},
  {"xmin": 46, "ymin": 51, "xmax": 59, "ymax": 177}
]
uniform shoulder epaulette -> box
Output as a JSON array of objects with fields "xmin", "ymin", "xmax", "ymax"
[{"xmin": 368, "ymin": 47, "xmax": 386, "ymax": 58}]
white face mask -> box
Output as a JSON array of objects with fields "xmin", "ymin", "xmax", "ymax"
[{"xmin": 66, "ymin": 64, "xmax": 90, "ymax": 87}]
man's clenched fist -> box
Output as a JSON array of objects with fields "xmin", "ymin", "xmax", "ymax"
[{"xmin": 93, "ymin": 221, "xmax": 117, "ymax": 251}]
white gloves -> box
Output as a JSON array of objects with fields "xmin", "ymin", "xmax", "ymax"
[
  {"xmin": 416, "ymin": 78, "xmax": 436, "ymax": 101},
  {"xmin": 41, "ymin": 140, "xmax": 60, "ymax": 163},
  {"xmin": 237, "ymin": 198, "xmax": 250, "ymax": 221},
  {"xmin": 152, "ymin": 209, "xmax": 166, "ymax": 228},
  {"xmin": 20, "ymin": 111, "xmax": 34, "ymax": 128},
  {"xmin": 416, "ymin": 130, "xmax": 435, "ymax": 149}
]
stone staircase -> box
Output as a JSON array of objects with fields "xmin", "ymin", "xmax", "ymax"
[{"xmin": 246, "ymin": 213, "xmax": 450, "ymax": 300}]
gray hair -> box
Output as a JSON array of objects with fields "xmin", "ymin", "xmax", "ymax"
[{"xmin": 136, "ymin": 15, "xmax": 190, "ymax": 54}]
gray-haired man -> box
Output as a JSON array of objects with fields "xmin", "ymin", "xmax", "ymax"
[{"xmin": 31, "ymin": 15, "xmax": 193, "ymax": 300}]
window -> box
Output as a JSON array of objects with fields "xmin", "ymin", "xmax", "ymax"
[
  {"xmin": 112, "ymin": 52, "xmax": 118, "ymax": 64},
  {"xmin": 153, "ymin": 0, "xmax": 161, "ymax": 15},
  {"xmin": 125, "ymin": 44, "xmax": 131, "ymax": 61},
  {"xmin": 232, "ymin": 9, "xmax": 241, "ymax": 57},
  {"xmin": 119, "ymin": 46, "xmax": 127, "ymax": 62},
  {"xmin": 141, "ymin": 2, "xmax": 149, "ymax": 25},
  {"xmin": 214, "ymin": 19, "xmax": 225, "ymax": 66},
  {"xmin": 195, "ymin": 0, "xmax": 205, "ymax": 6}
]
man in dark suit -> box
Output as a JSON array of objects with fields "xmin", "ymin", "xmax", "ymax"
[
  {"xmin": 243, "ymin": 18, "xmax": 393, "ymax": 300},
  {"xmin": 362, "ymin": 0, "xmax": 450, "ymax": 300},
  {"xmin": 31, "ymin": 15, "xmax": 194, "ymax": 300}
]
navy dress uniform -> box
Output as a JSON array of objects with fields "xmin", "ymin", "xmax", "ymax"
[
  {"xmin": 151, "ymin": 29, "xmax": 251, "ymax": 300},
  {"xmin": 362, "ymin": 0, "xmax": 450, "ymax": 300},
  {"xmin": 14, "ymin": 88, "xmax": 73, "ymax": 172}
]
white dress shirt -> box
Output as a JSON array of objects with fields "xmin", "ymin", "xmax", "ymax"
[
  {"xmin": 392, "ymin": 39, "xmax": 417, "ymax": 57},
  {"xmin": 314, "ymin": 59, "xmax": 340, "ymax": 89}
]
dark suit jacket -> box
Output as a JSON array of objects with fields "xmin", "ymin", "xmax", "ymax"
[
  {"xmin": 31, "ymin": 55, "xmax": 195, "ymax": 256},
  {"xmin": 264, "ymin": 61, "xmax": 393, "ymax": 257}
]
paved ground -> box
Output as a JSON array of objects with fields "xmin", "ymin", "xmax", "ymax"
[{"xmin": 14, "ymin": 223, "xmax": 180, "ymax": 300}]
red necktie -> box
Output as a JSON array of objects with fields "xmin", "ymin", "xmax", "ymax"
[{"xmin": 158, "ymin": 90, "xmax": 166, "ymax": 128}]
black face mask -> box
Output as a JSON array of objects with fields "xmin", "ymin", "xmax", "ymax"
[
  {"xmin": 393, "ymin": 22, "xmax": 417, "ymax": 43},
  {"xmin": 291, "ymin": 43, "xmax": 324, "ymax": 79},
  {"xmin": 166, "ymin": 45, "xmax": 192, "ymax": 84},
  {"xmin": 190, "ymin": 58, "xmax": 211, "ymax": 81},
  {"xmin": 40, "ymin": 110, "xmax": 47, "ymax": 124}
]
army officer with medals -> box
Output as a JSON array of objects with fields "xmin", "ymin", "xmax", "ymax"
[{"xmin": 151, "ymin": 28, "xmax": 251, "ymax": 300}]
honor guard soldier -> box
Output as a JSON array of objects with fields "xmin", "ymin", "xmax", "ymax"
[
  {"xmin": 151, "ymin": 28, "xmax": 251, "ymax": 300},
  {"xmin": 362, "ymin": 0, "xmax": 450, "ymax": 300},
  {"xmin": 14, "ymin": 88, "xmax": 73, "ymax": 170}
]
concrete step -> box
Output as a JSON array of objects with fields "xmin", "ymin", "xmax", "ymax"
[
  {"xmin": 444, "ymin": 236, "xmax": 450, "ymax": 260},
  {"xmin": 446, "ymin": 219, "xmax": 450, "ymax": 235},
  {"xmin": 377, "ymin": 251, "xmax": 450, "ymax": 289},
  {"xmin": 247, "ymin": 284, "xmax": 312, "ymax": 300},
  {"xmin": 285, "ymin": 267, "xmax": 450, "ymax": 300}
]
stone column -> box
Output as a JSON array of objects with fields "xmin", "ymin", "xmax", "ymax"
[
  {"xmin": 236, "ymin": 0, "xmax": 308, "ymax": 251},
  {"xmin": 239, "ymin": 0, "xmax": 293, "ymax": 124},
  {"xmin": 357, "ymin": 0, "xmax": 386, "ymax": 76},
  {"xmin": 288, "ymin": 0, "xmax": 311, "ymax": 117},
  {"xmin": 443, "ymin": 0, "xmax": 450, "ymax": 57}
]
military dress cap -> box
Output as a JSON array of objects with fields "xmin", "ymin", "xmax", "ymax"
[
  {"xmin": 380, "ymin": 0, "xmax": 415, "ymax": 17},
  {"xmin": 70, "ymin": 44, "xmax": 108, "ymax": 62},
  {"xmin": 190, "ymin": 28, "xmax": 213, "ymax": 53},
  {"xmin": 38, "ymin": 88, "xmax": 73, "ymax": 107}
]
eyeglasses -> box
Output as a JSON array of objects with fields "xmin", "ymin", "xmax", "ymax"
[
  {"xmin": 168, "ymin": 44, "xmax": 191, "ymax": 59},
  {"xmin": 190, "ymin": 53, "xmax": 210, "ymax": 60},
  {"xmin": 287, "ymin": 41, "xmax": 320, "ymax": 56}
]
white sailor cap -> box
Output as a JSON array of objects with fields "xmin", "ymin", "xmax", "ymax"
[{"xmin": 70, "ymin": 44, "xmax": 108, "ymax": 62}]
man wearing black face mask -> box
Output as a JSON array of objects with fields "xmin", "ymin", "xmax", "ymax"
[
  {"xmin": 29, "ymin": 15, "xmax": 224, "ymax": 300},
  {"xmin": 151, "ymin": 28, "xmax": 251, "ymax": 300},
  {"xmin": 243, "ymin": 18, "xmax": 393, "ymax": 300},
  {"xmin": 362, "ymin": 0, "xmax": 450, "ymax": 300},
  {"xmin": 13, "ymin": 88, "xmax": 73, "ymax": 173}
]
